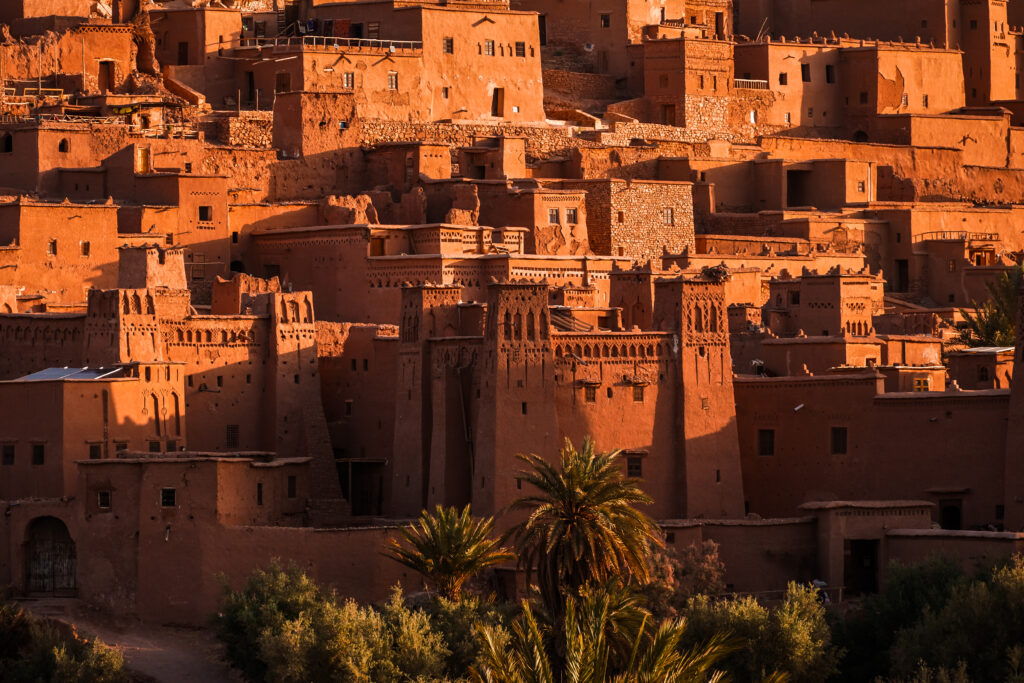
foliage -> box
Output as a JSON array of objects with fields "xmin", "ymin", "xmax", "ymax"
[
  {"xmin": 387, "ymin": 505, "xmax": 513, "ymax": 601},
  {"xmin": 216, "ymin": 561, "xmax": 450, "ymax": 682},
  {"xmin": 833, "ymin": 557, "xmax": 966, "ymax": 682},
  {"xmin": 682, "ymin": 582, "xmax": 839, "ymax": 683},
  {"xmin": 421, "ymin": 595, "xmax": 511, "ymax": 678},
  {"xmin": 507, "ymin": 437, "xmax": 662, "ymax": 616},
  {"xmin": 0, "ymin": 599, "xmax": 127, "ymax": 683},
  {"xmin": 643, "ymin": 539, "xmax": 726, "ymax": 619},
  {"xmin": 888, "ymin": 554, "xmax": 1024, "ymax": 682},
  {"xmin": 472, "ymin": 587, "xmax": 734, "ymax": 683},
  {"xmin": 957, "ymin": 266, "xmax": 1023, "ymax": 347}
]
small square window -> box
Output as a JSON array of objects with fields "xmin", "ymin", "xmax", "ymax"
[
  {"xmin": 566, "ymin": 207, "xmax": 578, "ymax": 224},
  {"xmin": 442, "ymin": 86, "xmax": 449, "ymax": 99},
  {"xmin": 521, "ymin": 402, "xmax": 528, "ymax": 414},
  {"xmin": 830, "ymin": 426, "xmax": 848, "ymax": 455},
  {"xmin": 81, "ymin": 241, "xmax": 90, "ymax": 257},
  {"xmin": 633, "ymin": 385, "xmax": 645, "ymax": 402},
  {"xmin": 584, "ymin": 385, "xmax": 596, "ymax": 402},
  {"xmin": 443, "ymin": 37, "xmax": 454, "ymax": 53},
  {"xmin": 923, "ymin": 94, "xmax": 929, "ymax": 108},
  {"xmin": 387, "ymin": 71, "xmax": 398, "ymax": 90},
  {"xmin": 600, "ymin": 13, "xmax": 610, "ymax": 27},
  {"xmin": 484, "ymin": 39, "xmax": 495, "ymax": 56},
  {"xmin": 757, "ymin": 429, "xmax": 775, "ymax": 456},
  {"xmin": 342, "ymin": 72, "xmax": 354, "ymax": 89},
  {"xmin": 515, "ymin": 41, "xmax": 526, "ymax": 57},
  {"xmin": 198, "ymin": 205, "xmax": 213, "ymax": 222},
  {"xmin": 784, "ymin": 112, "xmax": 791, "ymax": 124},
  {"xmin": 913, "ymin": 378, "xmax": 931, "ymax": 392},
  {"xmin": 149, "ymin": 441, "xmax": 161, "ymax": 452},
  {"xmin": 807, "ymin": 108, "xmax": 814, "ymax": 117},
  {"xmin": 825, "ymin": 64, "xmax": 835, "ymax": 83},
  {"xmin": 857, "ymin": 181, "xmax": 866, "ymax": 192},
  {"xmin": 901, "ymin": 93, "xmax": 909, "ymax": 106},
  {"xmin": 548, "ymin": 208, "xmax": 560, "ymax": 224},
  {"xmin": 47, "ymin": 239, "xmax": 57, "ymax": 256},
  {"xmin": 779, "ymin": 72, "xmax": 788, "ymax": 85},
  {"xmin": 160, "ymin": 487, "xmax": 176, "ymax": 507},
  {"xmin": 166, "ymin": 440, "xmax": 176, "ymax": 452},
  {"xmin": 627, "ymin": 456, "xmax": 643, "ymax": 478},
  {"xmin": 97, "ymin": 490, "xmax": 112, "ymax": 509},
  {"xmin": 662, "ymin": 207, "xmax": 674, "ymax": 225},
  {"xmin": 32, "ymin": 443, "xmax": 45, "ymax": 465},
  {"xmin": 367, "ymin": 22, "xmax": 380, "ymax": 39},
  {"xmin": 89, "ymin": 444, "xmax": 102, "ymax": 460},
  {"xmin": 801, "ymin": 63, "xmax": 811, "ymax": 82},
  {"xmin": 114, "ymin": 441, "xmax": 127, "ymax": 452},
  {"xmin": 1, "ymin": 444, "xmax": 13, "ymax": 465},
  {"xmin": 287, "ymin": 475, "xmax": 297, "ymax": 498},
  {"xmin": 860, "ymin": 91, "xmax": 868, "ymax": 104}
]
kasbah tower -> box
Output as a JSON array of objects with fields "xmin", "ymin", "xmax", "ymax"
[{"xmin": 5, "ymin": 0, "xmax": 1024, "ymax": 663}]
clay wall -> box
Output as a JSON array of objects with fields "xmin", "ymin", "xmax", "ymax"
[
  {"xmin": 736, "ymin": 373, "xmax": 1011, "ymax": 529},
  {"xmin": 0, "ymin": 202, "xmax": 120, "ymax": 306},
  {"xmin": 0, "ymin": 368, "xmax": 184, "ymax": 500},
  {"xmin": 733, "ymin": 0, "xmax": 957, "ymax": 49},
  {"xmin": 947, "ymin": 349, "xmax": 1015, "ymax": 389},
  {"xmin": 0, "ymin": 26, "xmax": 135, "ymax": 94}
]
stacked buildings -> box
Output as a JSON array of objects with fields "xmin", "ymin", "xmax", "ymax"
[{"xmin": 3, "ymin": 0, "xmax": 1024, "ymax": 622}]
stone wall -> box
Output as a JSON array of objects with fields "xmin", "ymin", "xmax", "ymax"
[
  {"xmin": 354, "ymin": 119, "xmax": 602, "ymax": 162},
  {"xmin": 542, "ymin": 68, "xmax": 622, "ymax": 110},
  {"xmin": 216, "ymin": 112, "xmax": 273, "ymax": 148},
  {"xmin": 561, "ymin": 179, "xmax": 695, "ymax": 260}
]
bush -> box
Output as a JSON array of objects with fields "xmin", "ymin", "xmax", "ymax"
[
  {"xmin": 682, "ymin": 582, "xmax": 839, "ymax": 683},
  {"xmin": 0, "ymin": 600, "xmax": 127, "ymax": 683},
  {"xmin": 834, "ymin": 557, "xmax": 966, "ymax": 682},
  {"xmin": 642, "ymin": 539, "xmax": 726, "ymax": 619},
  {"xmin": 420, "ymin": 595, "xmax": 509, "ymax": 677},
  {"xmin": 217, "ymin": 561, "xmax": 451, "ymax": 682},
  {"xmin": 889, "ymin": 555, "xmax": 1024, "ymax": 681}
]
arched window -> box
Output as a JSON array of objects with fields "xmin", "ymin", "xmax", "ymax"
[
  {"xmin": 58, "ymin": 138, "xmax": 70, "ymax": 153},
  {"xmin": 172, "ymin": 393, "xmax": 181, "ymax": 436},
  {"xmin": 513, "ymin": 312, "xmax": 522, "ymax": 341},
  {"xmin": 152, "ymin": 395, "xmax": 161, "ymax": 436},
  {"xmin": 526, "ymin": 311, "xmax": 535, "ymax": 341},
  {"xmin": 694, "ymin": 305, "xmax": 704, "ymax": 333},
  {"xmin": 503, "ymin": 311, "xmax": 511, "ymax": 340}
]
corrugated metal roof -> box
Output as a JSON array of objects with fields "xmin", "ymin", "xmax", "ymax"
[{"xmin": 13, "ymin": 367, "xmax": 125, "ymax": 382}]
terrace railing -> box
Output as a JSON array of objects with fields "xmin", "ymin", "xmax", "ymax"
[{"xmin": 239, "ymin": 36, "xmax": 422, "ymax": 52}]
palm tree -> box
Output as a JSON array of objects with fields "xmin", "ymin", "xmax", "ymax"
[
  {"xmin": 507, "ymin": 438, "xmax": 663, "ymax": 616},
  {"xmin": 471, "ymin": 591, "xmax": 736, "ymax": 683},
  {"xmin": 958, "ymin": 266, "xmax": 1023, "ymax": 347},
  {"xmin": 386, "ymin": 504, "xmax": 513, "ymax": 601}
]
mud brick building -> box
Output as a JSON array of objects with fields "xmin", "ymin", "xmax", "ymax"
[{"xmin": 5, "ymin": 0, "xmax": 1024, "ymax": 626}]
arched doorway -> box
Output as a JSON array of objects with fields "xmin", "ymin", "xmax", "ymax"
[{"xmin": 25, "ymin": 517, "xmax": 76, "ymax": 595}]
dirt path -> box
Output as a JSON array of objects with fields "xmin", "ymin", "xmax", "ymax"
[{"xmin": 19, "ymin": 598, "xmax": 240, "ymax": 683}]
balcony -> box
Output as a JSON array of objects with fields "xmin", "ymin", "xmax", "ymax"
[{"xmin": 734, "ymin": 78, "xmax": 769, "ymax": 90}]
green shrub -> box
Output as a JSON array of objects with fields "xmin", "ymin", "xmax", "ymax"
[
  {"xmin": 217, "ymin": 561, "xmax": 451, "ymax": 682},
  {"xmin": 889, "ymin": 555, "xmax": 1024, "ymax": 681},
  {"xmin": 682, "ymin": 582, "xmax": 839, "ymax": 682},
  {"xmin": 0, "ymin": 600, "xmax": 126, "ymax": 683}
]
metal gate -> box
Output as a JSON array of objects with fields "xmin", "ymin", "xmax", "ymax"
[{"xmin": 25, "ymin": 517, "xmax": 77, "ymax": 595}]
